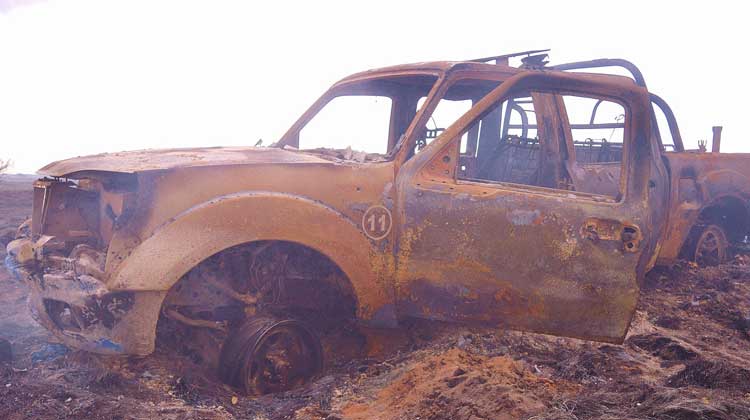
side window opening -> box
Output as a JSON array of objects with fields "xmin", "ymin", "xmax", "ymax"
[
  {"xmin": 484, "ymin": 96, "xmax": 540, "ymax": 184},
  {"xmin": 458, "ymin": 93, "xmax": 544, "ymax": 187},
  {"xmin": 561, "ymin": 95, "xmax": 627, "ymax": 198},
  {"xmin": 414, "ymin": 97, "xmax": 473, "ymax": 153},
  {"xmin": 564, "ymin": 96, "xmax": 625, "ymax": 164},
  {"xmin": 413, "ymin": 78, "xmax": 502, "ymax": 156}
]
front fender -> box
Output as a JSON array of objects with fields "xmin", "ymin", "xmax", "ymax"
[{"xmin": 109, "ymin": 191, "xmax": 396, "ymax": 326}]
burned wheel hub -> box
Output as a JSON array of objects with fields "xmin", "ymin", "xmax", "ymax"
[
  {"xmin": 694, "ymin": 224, "xmax": 728, "ymax": 267},
  {"xmin": 218, "ymin": 316, "xmax": 323, "ymax": 395}
]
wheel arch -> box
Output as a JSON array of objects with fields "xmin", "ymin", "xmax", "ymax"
[
  {"xmin": 109, "ymin": 191, "xmax": 397, "ymax": 327},
  {"xmin": 696, "ymin": 194, "xmax": 749, "ymax": 241},
  {"xmin": 679, "ymin": 193, "xmax": 750, "ymax": 259},
  {"xmin": 695, "ymin": 169, "xmax": 750, "ymax": 235}
]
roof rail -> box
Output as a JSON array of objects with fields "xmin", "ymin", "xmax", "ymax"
[
  {"xmin": 469, "ymin": 49, "xmax": 550, "ymax": 65},
  {"xmin": 549, "ymin": 58, "xmax": 647, "ymax": 88}
]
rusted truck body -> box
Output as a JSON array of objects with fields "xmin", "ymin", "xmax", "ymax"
[{"xmin": 6, "ymin": 52, "xmax": 750, "ymax": 393}]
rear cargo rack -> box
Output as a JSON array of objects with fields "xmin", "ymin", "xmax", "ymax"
[{"xmin": 469, "ymin": 49, "xmax": 551, "ymax": 65}]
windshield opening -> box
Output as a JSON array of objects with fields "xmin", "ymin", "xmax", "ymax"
[{"xmin": 281, "ymin": 74, "xmax": 438, "ymax": 162}]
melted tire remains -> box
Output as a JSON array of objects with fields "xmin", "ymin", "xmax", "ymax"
[
  {"xmin": 218, "ymin": 316, "xmax": 323, "ymax": 395},
  {"xmin": 693, "ymin": 224, "xmax": 729, "ymax": 267}
]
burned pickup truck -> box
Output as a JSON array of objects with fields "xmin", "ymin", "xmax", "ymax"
[{"xmin": 6, "ymin": 51, "xmax": 750, "ymax": 394}]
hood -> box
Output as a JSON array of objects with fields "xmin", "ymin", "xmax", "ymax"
[{"xmin": 37, "ymin": 146, "xmax": 330, "ymax": 177}]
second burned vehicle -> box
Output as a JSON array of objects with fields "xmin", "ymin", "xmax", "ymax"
[{"xmin": 6, "ymin": 51, "xmax": 750, "ymax": 394}]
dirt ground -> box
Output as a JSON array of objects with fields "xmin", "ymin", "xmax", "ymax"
[{"xmin": 2, "ymin": 174, "xmax": 750, "ymax": 420}]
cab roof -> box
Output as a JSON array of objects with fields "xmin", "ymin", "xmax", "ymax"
[
  {"xmin": 334, "ymin": 61, "xmax": 522, "ymax": 86},
  {"xmin": 334, "ymin": 59, "xmax": 637, "ymax": 89}
]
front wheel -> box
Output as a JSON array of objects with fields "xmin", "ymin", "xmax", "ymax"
[
  {"xmin": 691, "ymin": 224, "xmax": 729, "ymax": 267},
  {"xmin": 218, "ymin": 316, "xmax": 323, "ymax": 395}
]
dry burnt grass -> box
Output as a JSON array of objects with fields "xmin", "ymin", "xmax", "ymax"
[{"xmin": 2, "ymin": 177, "xmax": 750, "ymax": 419}]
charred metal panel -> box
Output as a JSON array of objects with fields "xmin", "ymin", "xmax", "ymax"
[
  {"xmin": 658, "ymin": 153, "xmax": 750, "ymax": 263},
  {"xmin": 7, "ymin": 239, "xmax": 165, "ymax": 355},
  {"xmin": 30, "ymin": 179, "xmax": 100, "ymax": 248},
  {"xmin": 37, "ymin": 147, "xmax": 330, "ymax": 177},
  {"xmin": 394, "ymin": 71, "xmax": 665, "ymax": 343},
  {"xmin": 109, "ymin": 190, "xmax": 398, "ymax": 327},
  {"xmin": 396, "ymin": 180, "xmax": 644, "ymax": 342}
]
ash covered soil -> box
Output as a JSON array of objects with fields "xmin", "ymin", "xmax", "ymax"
[{"xmin": 2, "ymin": 175, "xmax": 750, "ymax": 420}]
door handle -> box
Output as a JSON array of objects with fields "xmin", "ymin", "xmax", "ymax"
[
  {"xmin": 582, "ymin": 218, "xmax": 641, "ymax": 252},
  {"xmin": 620, "ymin": 225, "xmax": 641, "ymax": 252}
]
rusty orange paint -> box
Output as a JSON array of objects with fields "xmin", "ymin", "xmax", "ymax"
[{"xmin": 5, "ymin": 55, "xmax": 750, "ymax": 357}]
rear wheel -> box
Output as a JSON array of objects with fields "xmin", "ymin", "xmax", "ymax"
[
  {"xmin": 692, "ymin": 224, "xmax": 729, "ymax": 267},
  {"xmin": 218, "ymin": 316, "xmax": 323, "ymax": 395}
]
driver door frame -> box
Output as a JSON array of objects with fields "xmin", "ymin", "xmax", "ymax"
[{"xmin": 393, "ymin": 71, "xmax": 667, "ymax": 343}]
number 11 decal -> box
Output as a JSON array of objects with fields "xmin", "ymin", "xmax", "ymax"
[{"xmin": 362, "ymin": 205, "xmax": 392, "ymax": 240}]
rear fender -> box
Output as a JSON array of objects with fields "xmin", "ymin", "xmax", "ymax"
[
  {"xmin": 660, "ymin": 167, "xmax": 750, "ymax": 263},
  {"xmin": 696, "ymin": 169, "xmax": 750, "ymax": 202}
]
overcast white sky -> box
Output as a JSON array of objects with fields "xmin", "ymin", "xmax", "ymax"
[{"xmin": 1, "ymin": 0, "xmax": 747, "ymax": 173}]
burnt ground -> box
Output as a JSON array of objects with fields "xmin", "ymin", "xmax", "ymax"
[{"xmin": 1, "ymin": 174, "xmax": 750, "ymax": 420}]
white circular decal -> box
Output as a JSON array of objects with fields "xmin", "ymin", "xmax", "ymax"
[{"xmin": 362, "ymin": 205, "xmax": 392, "ymax": 240}]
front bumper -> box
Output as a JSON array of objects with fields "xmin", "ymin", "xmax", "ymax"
[{"xmin": 5, "ymin": 238, "xmax": 164, "ymax": 355}]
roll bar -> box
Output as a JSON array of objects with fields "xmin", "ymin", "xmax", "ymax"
[{"xmin": 550, "ymin": 58, "xmax": 647, "ymax": 88}]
